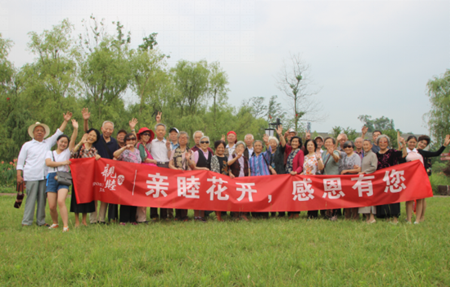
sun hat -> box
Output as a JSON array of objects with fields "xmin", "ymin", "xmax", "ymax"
[
  {"xmin": 136, "ymin": 127, "xmax": 155, "ymax": 142},
  {"xmin": 28, "ymin": 122, "xmax": 50, "ymax": 139},
  {"xmin": 169, "ymin": 127, "xmax": 179, "ymax": 134},
  {"xmin": 287, "ymin": 128, "xmax": 297, "ymax": 135}
]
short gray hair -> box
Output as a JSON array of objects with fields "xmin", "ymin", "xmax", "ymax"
[
  {"xmin": 339, "ymin": 133, "xmax": 348, "ymax": 139},
  {"xmin": 102, "ymin": 121, "xmax": 114, "ymax": 128},
  {"xmin": 363, "ymin": 139, "xmax": 373, "ymax": 144},
  {"xmin": 376, "ymin": 134, "xmax": 391, "ymax": 146},
  {"xmin": 200, "ymin": 136, "xmax": 210, "ymax": 142},
  {"xmin": 193, "ymin": 130, "xmax": 204, "ymax": 138},
  {"xmin": 178, "ymin": 131, "xmax": 189, "ymax": 140},
  {"xmin": 234, "ymin": 141, "xmax": 245, "ymax": 152},
  {"xmin": 268, "ymin": 136, "xmax": 279, "ymax": 145},
  {"xmin": 245, "ymin": 134, "xmax": 254, "ymax": 140},
  {"xmin": 155, "ymin": 123, "xmax": 166, "ymax": 130}
]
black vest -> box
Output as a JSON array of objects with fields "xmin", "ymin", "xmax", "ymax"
[{"xmin": 197, "ymin": 150, "xmax": 212, "ymax": 169}]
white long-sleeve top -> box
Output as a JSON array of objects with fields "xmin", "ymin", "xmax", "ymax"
[{"xmin": 16, "ymin": 129, "xmax": 63, "ymax": 181}]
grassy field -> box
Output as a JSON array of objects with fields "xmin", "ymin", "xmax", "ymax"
[{"xmin": 1, "ymin": 196, "xmax": 449, "ymax": 286}]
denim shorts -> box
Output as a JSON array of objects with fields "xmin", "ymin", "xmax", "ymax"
[{"xmin": 46, "ymin": 172, "xmax": 69, "ymax": 193}]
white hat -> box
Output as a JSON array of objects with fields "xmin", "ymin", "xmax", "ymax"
[
  {"xmin": 28, "ymin": 122, "xmax": 50, "ymax": 139},
  {"xmin": 287, "ymin": 128, "xmax": 297, "ymax": 134}
]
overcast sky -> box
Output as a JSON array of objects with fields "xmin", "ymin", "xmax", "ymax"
[{"xmin": 1, "ymin": 0, "xmax": 449, "ymax": 134}]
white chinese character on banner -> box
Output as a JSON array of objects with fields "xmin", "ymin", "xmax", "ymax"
[
  {"xmin": 101, "ymin": 164, "xmax": 116, "ymax": 181},
  {"xmin": 206, "ymin": 176, "xmax": 229, "ymax": 201},
  {"xmin": 292, "ymin": 178, "xmax": 315, "ymax": 201},
  {"xmin": 383, "ymin": 170, "xmax": 406, "ymax": 193},
  {"xmin": 322, "ymin": 178, "xmax": 345, "ymax": 199},
  {"xmin": 146, "ymin": 173, "xmax": 169, "ymax": 198},
  {"xmin": 351, "ymin": 175, "xmax": 375, "ymax": 197},
  {"xmin": 104, "ymin": 179, "xmax": 116, "ymax": 190},
  {"xmin": 177, "ymin": 176, "xmax": 201, "ymax": 199},
  {"xmin": 236, "ymin": 183, "xmax": 257, "ymax": 202}
]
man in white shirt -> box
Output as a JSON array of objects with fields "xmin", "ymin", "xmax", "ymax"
[
  {"xmin": 147, "ymin": 122, "xmax": 172, "ymax": 220},
  {"xmin": 225, "ymin": 131, "xmax": 237, "ymax": 157},
  {"xmin": 244, "ymin": 134, "xmax": 254, "ymax": 158},
  {"xmin": 16, "ymin": 112, "xmax": 73, "ymax": 226}
]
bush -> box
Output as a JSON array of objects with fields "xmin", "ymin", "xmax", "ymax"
[
  {"xmin": 429, "ymin": 173, "xmax": 450, "ymax": 194},
  {"xmin": 0, "ymin": 159, "xmax": 17, "ymax": 189}
]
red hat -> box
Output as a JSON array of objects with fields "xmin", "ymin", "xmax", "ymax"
[
  {"xmin": 137, "ymin": 127, "xmax": 155, "ymax": 142},
  {"xmin": 227, "ymin": 131, "xmax": 237, "ymax": 137}
]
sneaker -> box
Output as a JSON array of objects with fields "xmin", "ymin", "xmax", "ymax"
[
  {"xmin": 48, "ymin": 224, "xmax": 59, "ymax": 229},
  {"xmin": 63, "ymin": 227, "xmax": 69, "ymax": 232},
  {"xmin": 414, "ymin": 221, "xmax": 419, "ymax": 225}
]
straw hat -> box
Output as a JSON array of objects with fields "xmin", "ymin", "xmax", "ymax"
[{"xmin": 28, "ymin": 122, "xmax": 50, "ymax": 139}]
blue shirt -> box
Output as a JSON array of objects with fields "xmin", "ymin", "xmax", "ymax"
[
  {"xmin": 93, "ymin": 135, "xmax": 119, "ymax": 159},
  {"xmin": 249, "ymin": 149, "xmax": 272, "ymax": 176},
  {"xmin": 171, "ymin": 142, "xmax": 180, "ymax": 150}
]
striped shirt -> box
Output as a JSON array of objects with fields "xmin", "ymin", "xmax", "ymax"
[{"xmin": 249, "ymin": 149, "xmax": 272, "ymax": 176}]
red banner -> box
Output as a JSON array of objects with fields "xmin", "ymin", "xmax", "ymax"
[{"xmin": 71, "ymin": 159, "xmax": 433, "ymax": 212}]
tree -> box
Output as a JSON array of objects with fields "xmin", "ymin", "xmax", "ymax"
[
  {"xmin": 425, "ymin": 69, "xmax": 450, "ymax": 144},
  {"xmin": 78, "ymin": 16, "xmax": 132, "ymax": 128},
  {"xmin": 358, "ymin": 115, "xmax": 395, "ymax": 131},
  {"xmin": 242, "ymin": 96, "xmax": 266, "ymax": 119},
  {"xmin": 276, "ymin": 53, "xmax": 322, "ymax": 132},
  {"xmin": 207, "ymin": 61, "xmax": 229, "ymax": 130},
  {"xmin": 267, "ymin": 95, "xmax": 285, "ymax": 123}
]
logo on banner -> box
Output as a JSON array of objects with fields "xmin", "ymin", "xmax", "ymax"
[{"xmin": 98, "ymin": 164, "xmax": 125, "ymax": 192}]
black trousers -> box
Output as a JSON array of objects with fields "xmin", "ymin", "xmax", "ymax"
[
  {"xmin": 120, "ymin": 205, "xmax": 137, "ymax": 223},
  {"xmin": 108, "ymin": 204, "xmax": 118, "ymax": 221}
]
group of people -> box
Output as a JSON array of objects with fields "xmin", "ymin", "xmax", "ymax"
[{"xmin": 16, "ymin": 109, "xmax": 450, "ymax": 231}]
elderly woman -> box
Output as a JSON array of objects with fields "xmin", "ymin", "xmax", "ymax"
[
  {"xmin": 169, "ymin": 131, "xmax": 196, "ymax": 221},
  {"xmin": 192, "ymin": 136, "xmax": 213, "ymax": 222},
  {"xmin": 358, "ymin": 140, "xmax": 378, "ymax": 223},
  {"xmin": 228, "ymin": 141, "xmax": 250, "ymax": 221},
  {"xmin": 210, "ymin": 140, "xmax": 229, "ymax": 221},
  {"xmin": 134, "ymin": 127, "xmax": 157, "ymax": 223},
  {"xmin": 113, "ymin": 133, "xmax": 142, "ymax": 225},
  {"xmin": 285, "ymin": 136, "xmax": 304, "ymax": 219},
  {"xmin": 321, "ymin": 137, "xmax": 341, "ymax": 220},
  {"xmin": 303, "ymin": 139, "xmax": 324, "ymax": 219},
  {"xmin": 70, "ymin": 128, "xmax": 101, "ymax": 227},
  {"xmin": 375, "ymin": 133, "xmax": 406, "ymax": 224},
  {"xmin": 249, "ymin": 139, "xmax": 275, "ymax": 219},
  {"xmin": 45, "ymin": 120, "xmax": 79, "ymax": 232},
  {"xmin": 339, "ymin": 140, "xmax": 362, "ymax": 220}
]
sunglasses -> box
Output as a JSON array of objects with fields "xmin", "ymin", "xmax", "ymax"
[
  {"xmin": 141, "ymin": 133, "xmax": 151, "ymax": 136},
  {"xmin": 344, "ymin": 146, "xmax": 354, "ymax": 149},
  {"xmin": 126, "ymin": 138, "xmax": 137, "ymax": 141},
  {"xmin": 200, "ymin": 141, "xmax": 209, "ymax": 144}
]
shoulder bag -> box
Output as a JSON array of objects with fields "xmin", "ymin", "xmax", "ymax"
[{"xmin": 52, "ymin": 151, "xmax": 73, "ymax": 186}]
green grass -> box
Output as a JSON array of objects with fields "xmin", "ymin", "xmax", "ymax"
[{"xmin": 1, "ymin": 196, "xmax": 449, "ymax": 286}]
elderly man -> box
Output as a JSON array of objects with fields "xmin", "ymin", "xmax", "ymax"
[
  {"xmin": 336, "ymin": 133, "xmax": 348, "ymax": 151},
  {"xmin": 354, "ymin": 137, "xmax": 364, "ymax": 160},
  {"xmin": 82, "ymin": 108, "xmax": 120, "ymax": 224},
  {"xmin": 361, "ymin": 126, "xmax": 382, "ymax": 153},
  {"xmin": 17, "ymin": 112, "xmax": 73, "ymax": 226},
  {"xmin": 191, "ymin": 130, "xmax": 214, "ymax": 153},
  {"xmin": 147, "ymin": 115, "xmax": 173, "ymax": 220},
  {"xmin": 243, "ymin": 134, "xmax": 254, "ymax": 158},
  {"xmin": 168, "ymin": 127, "xmax": 180, "ymax": 150}
]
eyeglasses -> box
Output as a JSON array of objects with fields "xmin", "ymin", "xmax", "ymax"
[
  {"xmin": 200, "ymin": 141, "xmax": 209, "ymax": 144},
  {"xmin": 141, "ymin": 133, "xmax": 151, "ymax": 136},
  {"xmin": 126, "ymin": 138, "xmax": 137, "ymax": 141},
  {"xmin": 344, "ymin": 146, "xmax": 354, "ymax": 149}
]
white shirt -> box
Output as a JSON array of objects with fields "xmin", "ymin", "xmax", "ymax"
[
  {"xmin": 17, "ymin": 129, "xmax": 63, "ymax": 181},
  {"xmin": 226, "ymin": 144, "xmax": 235, "ymax": 156},
  {"xmin": 147, "ymin": 138, "xmax": 169, "ymax": 162},
  {"xmin": 45, "ymin": 149, "xmax": 71, "ymax": 173},
  {"xmin": 247, "ymin": 147, "xmax": 254, "ymax": 157}
]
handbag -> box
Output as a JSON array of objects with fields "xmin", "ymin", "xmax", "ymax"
[
  {"xmin": 52, "ymin": 151, "xmax": 73, "ymax": 186},
  {"xmin": 14, "ymin": 182, "xmax": 25, "ymax": 209}
]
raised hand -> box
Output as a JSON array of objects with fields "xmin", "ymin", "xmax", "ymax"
[
  {"xmin": 362, "ymin": 126, "xmax": 368, "ymax": 135},
  {"xmin": 276, "ymin": 125, "xmax": 283, "ymax": 135},
  {"xmin": 71, "ymin": 119, "xmax": 78, "ymax": 129},
  {"xmin": 221, "ymin": 134, "xmax": 225, "ymax": 142},
  {"xmin": 81, "ymin": 108, "xmax": 90, "ymax": 120},
  {"xmin": 81, "ymin": 133, "xmax": 89, "ymax": 143},
  {"xmin": 129, "ymin": 118, "xmax": 138, "ymax": 130},
  {"xmin": 263, "ymin": 133, "xmax": 269, "ymax": 143},
  {"xmin": 315, "ymin": 151, "xmax": 322, "ymax": 159},
  {"xmin": 166, "ymin": 140, "xmax": 171, "ymax": 150},
  {"xmin": 156, "ymin": 112, "xmax": 162, "ymax": 123},
  {"xmin": 444, "ymin": 135, "xmax": 450, "ymax": 147},
  {"xmin": 185, "ymin": 151, "xmax": 191, "ymax": 160},
  {"xmin": 63, "ymin": 112, "xmax": 73, "ymax": 122},
  {"xmin": 236, "ymin": 152, "xmax": 243, "ymax": 159},
  {"xmin": 126, "ymin": 144, "xmax": 134, "ymax": 149}
]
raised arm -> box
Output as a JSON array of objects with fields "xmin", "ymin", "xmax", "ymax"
[
  {"xmin": 419, "ymin": 135, "xmax": 450, "ymax": 157},
  {"xmin": 69, "ymin": 119, "xmax": 78, "ymax": 152},
  {"xmin": 59, "ymin": 112, "xmax": 73, "ymax": 132},
  {"xmin": 82, "ymin": 108, "xmax": 90, "ymax": 132},
  {"xmin": 129, "ymin": 118, "xmax": 138, "ymax": 136},
  {"xmin": 361, "ymin": 126, "xmax": 368, "ymax": 139},
  {"xmin": 277, "ymin": 125, "xmax": 286, "ymax": 147}
]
